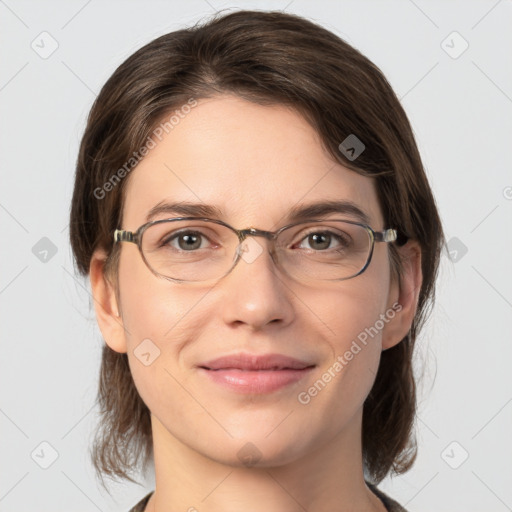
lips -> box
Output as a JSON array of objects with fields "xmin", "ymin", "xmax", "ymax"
[
  {"xmin": 199, "ymin": 353, "xmax": 314, "ymax": 371},
  {"xmin": 198, "ymin": 353, "xmax": 315, "ymax": 394}
]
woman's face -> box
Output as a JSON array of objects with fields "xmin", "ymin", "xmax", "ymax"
[{"xmin": 104, "ymin": 94, "xmax": 405, "ymax": 467}]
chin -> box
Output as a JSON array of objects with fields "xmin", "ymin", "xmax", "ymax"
[{"xmin": 201, "ymin": 427, "xmax": 312, "ymax": 469}]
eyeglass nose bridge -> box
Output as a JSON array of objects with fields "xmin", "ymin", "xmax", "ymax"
[
  {"xmin": 236, "ymin": 227, "xmax": 279, "ymax": 242},
  {"xmin": 235, "ymin": 227, "xmax": 281, "ymax": 254},
  {"xmin": 229, "ymin": 227, "xmax": 281, "ymax": 272}
]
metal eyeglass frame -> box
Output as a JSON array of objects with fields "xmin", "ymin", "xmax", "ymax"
[{"xmin": 113, "ymin": 217, "xmax": 407, "ymax": 283}]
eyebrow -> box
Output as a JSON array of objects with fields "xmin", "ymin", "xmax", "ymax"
[{"xmin": 145, "ymin": 199, "xmax": 371, "ymax": 225}]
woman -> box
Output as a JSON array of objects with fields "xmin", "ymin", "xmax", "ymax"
[{"xmin": 69, "ymin": 9, "xmax": 444, "ymax": 512}]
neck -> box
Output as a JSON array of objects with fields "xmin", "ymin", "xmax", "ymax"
[{"xmin": 145, "ymin": 410, "xmax": 385, "ymax": 512}]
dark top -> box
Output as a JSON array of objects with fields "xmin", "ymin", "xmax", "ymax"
[{"xmin": 128, "ymin": 482, "xmax": 408, "ymax": 511}]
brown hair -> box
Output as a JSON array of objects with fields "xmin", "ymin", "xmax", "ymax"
[{"xmin": 69, "ymin": 9, "xmax": 444, "ymax": 487}]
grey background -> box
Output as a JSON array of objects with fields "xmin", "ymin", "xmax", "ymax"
[{"xmin": 1, "ymin": 1, "xmax": 511, "ymax": 511}]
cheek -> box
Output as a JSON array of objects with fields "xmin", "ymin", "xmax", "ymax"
[
  {"xmin": 314, "ymin": 262, "xmax": 392, "ymax": 392},
  {"xmin": 118, "ymin": 277, "xmax": 191, "ymax": 424},
  {"xmin": 116, "ymin": 251, "xmax": 213, "ymax": 407},
  {"xmin": 117, "ymin": 248, "xmax": 193, "ymax": 344},
  {"xmin": 290, "ymin": 278, "xmax": 391, "ymax": 443},
  {"xmin": 322, "ymin": 268, "xmax": 391, "ymax": 352}
]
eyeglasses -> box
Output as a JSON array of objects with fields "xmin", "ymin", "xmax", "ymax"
[{"xmin": 113, "ymin": 217, "xmax": 402, "ymax": 284}]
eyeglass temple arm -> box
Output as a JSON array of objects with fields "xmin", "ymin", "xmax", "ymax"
[
  {"xmin": 114, "ymin": 229, "xmax": 136, "ymax": 243},
  {"xmin": 375, "ymin": 228, "xmax": 409, "ymax": 246},
  {"xmin": 374, "ymin": 229, "xmax": 397, "ymax": 243}
]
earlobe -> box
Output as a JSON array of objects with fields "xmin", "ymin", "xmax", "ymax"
[
  {"xmin": 382, "ymin": 240, "xmax": 423, "ymax": 350},
  {"xmin": 89, "ymin": 249, "xmax": 128, "ymax": 354}
]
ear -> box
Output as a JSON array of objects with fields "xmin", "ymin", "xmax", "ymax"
[
  {"xmin": 89, "ymin": 248, "xmax": 128, "ymax": 354},
  {"xmin": 381, "ymin": 240, "xmax": 423, "ymax": 350}
]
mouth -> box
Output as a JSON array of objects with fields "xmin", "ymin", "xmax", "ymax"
[
  {"xmin": 197, "ymin": 353, "xmax": 316, "ymax": 394},
  {"xmin": 199, "ymin": 352, "xmax": 314, "ymax": 371}
]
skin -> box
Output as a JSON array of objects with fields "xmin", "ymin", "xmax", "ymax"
[{"xmin": 90, "ymin": 95, "xmax": 422, "ymax": 512}]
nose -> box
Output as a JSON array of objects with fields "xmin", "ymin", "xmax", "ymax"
[{"xmin": 219, "ymin": 236, "xmax": 295, "ymax": 331}]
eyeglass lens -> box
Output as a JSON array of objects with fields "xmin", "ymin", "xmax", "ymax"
[{"xmin": 140, "ymin": 219, "xmax": 372, "ymax": 282}]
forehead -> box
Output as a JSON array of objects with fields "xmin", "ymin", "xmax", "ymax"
[{"xmin": 122, "ymin": 95, "xmax": 382, "ymax": 229}]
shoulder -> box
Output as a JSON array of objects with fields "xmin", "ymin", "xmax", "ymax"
[
  {"xmin": 128, "ymin": 491, "xmax": 154, "ymax": 512},
  {"xmin": 366, "ymin": 482, "xmax": 409, "ymax": 512}
]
